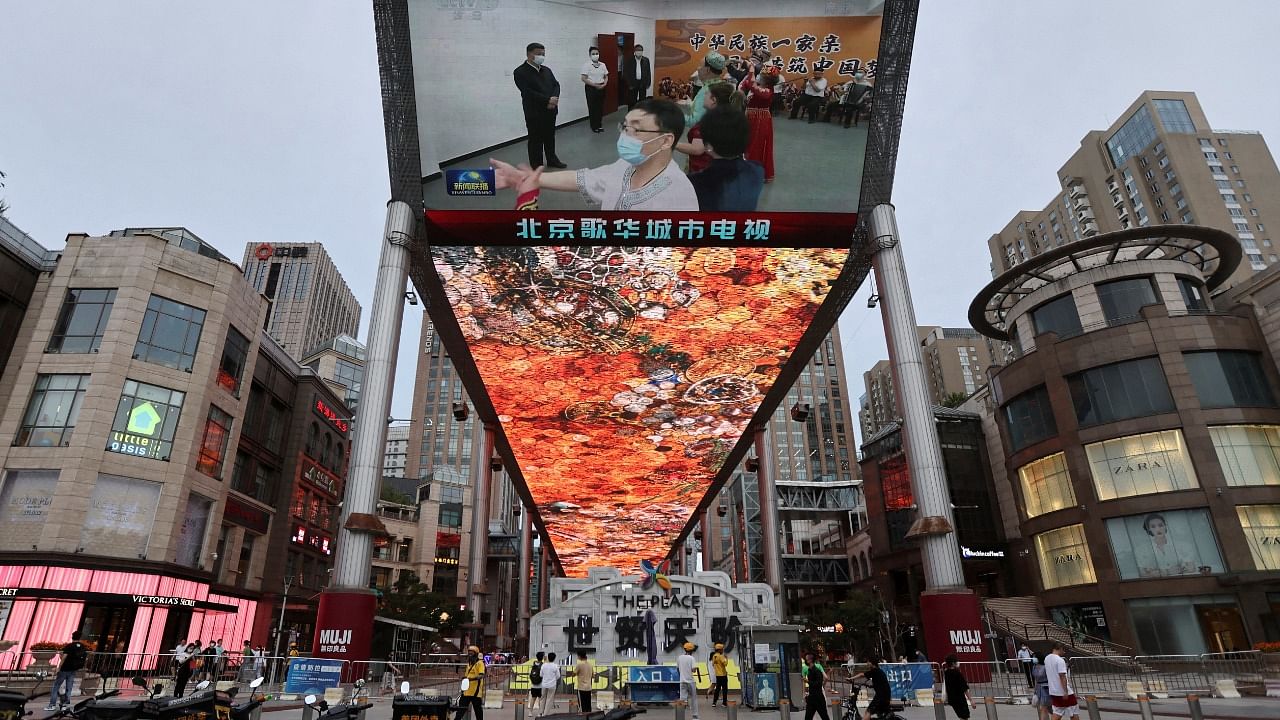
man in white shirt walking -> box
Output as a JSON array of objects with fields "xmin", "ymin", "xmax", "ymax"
[
  {"xmin": 677, "ymin": 642, "xmax": 701, "ymax": 720},
  {"xmin": 536, "ymin": 652, "xmax": 562, "ymax": 718},
  {"xmin": 1043, "ymin": 643, "xmax": 1078, "ymax": 718}
]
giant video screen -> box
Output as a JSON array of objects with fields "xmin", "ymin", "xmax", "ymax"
[{"xmin": 407, "ymin": 0, "xmax": 887, "ymax": 576}]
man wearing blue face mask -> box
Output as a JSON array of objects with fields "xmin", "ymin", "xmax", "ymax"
[
  {"xmin": 515, "ymin": 42, "xmax": 566, "ymax": 169},
  {"xmin": 491, "ymin": 99, "xmax": 698, "ymax": 210}
]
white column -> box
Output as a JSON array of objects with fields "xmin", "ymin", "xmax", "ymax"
[
  {"xmin": 753, "ymin": 429, "xmax": 786, "ymax": 618},
  {"xmin": 331, "ymin": 200, "xmax": 414, "ymax": 588},
  {"xmin": 466, "ymin": 424, "xmax": 496, "ymax": 632},
  {"xmin": 867, "ymin": 204, "xmax": 967, "ymax": 591}
]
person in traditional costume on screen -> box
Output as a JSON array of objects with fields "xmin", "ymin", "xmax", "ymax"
[
  {"xmin": 1137, "ymin": 513, "xmax": 1197, "ymax": 577},
  {"xmin": 491, "ymin": 99, "xmax": 698, "ymax": 211},
  {"xmin": 739, "ymin": 65, "xmax": 779, "ymax": 181},
  {"xmin": 675, "ymin": 81, "xmax": 746, "ymax": 174},
  {"xmin": 757, "ymin": 676, "xmax": 776, "ymax": 706},
  {"xmin": 687, "ymin": 106, "xmax": 764, "ymax": 212},
  {"xmin": 678, "ymin": 51, "xmax": 731, "ymax": 129}
]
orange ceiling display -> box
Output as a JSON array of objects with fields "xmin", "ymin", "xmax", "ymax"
[{"xmin": 431, "ymin": 244, "xmax": 849, "ymax": 576}]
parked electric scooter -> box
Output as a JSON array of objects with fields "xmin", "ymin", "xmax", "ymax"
[
  {"xmin": 227, "ymin": 678, "xmax": 265, "ymax": 720},
  {"xmin": 42, "ymin": 689, "xmax": 122, "ymax": 719},
  {"xmin": 302, "ymin": 679, "xmax": 372, "ymax": 720},
  {"xmin": 81, "ymin": 677, "xmax": 168, "ymax": 720}
]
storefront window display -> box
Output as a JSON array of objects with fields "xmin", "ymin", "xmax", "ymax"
[
  {"xmin": 1085, "ymin": 429, "xmax": 1198, "ymax": 501},
  {"xmin": 1127, "ymin": 595, "xmax": 1247, "ymax": 656},
  {"xmin": 1034, "ymin": 524, "xmax": 1097, "ymax": 590},
  {"xmin": 1106, "ymin": 508, "xmax": 1224, "ymax": 580},
  {"xmin": 1236, "ymin": 504, "xmax": 1280, "ymax": 571},
  {"xmin": 1018, "ymin": 452, "xmax": 1076, "ymax": 518},
  {"xmin": 1209, "ymin": 425, "xmax": 1280, "ymax": 487}
]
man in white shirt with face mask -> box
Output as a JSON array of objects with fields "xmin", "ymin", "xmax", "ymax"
[
  {"xmin": 492, "ymin": 99, "xmax": 697, "ymax": 210},
  {"xmin": 580, "ymin": 46, "xmax": 609, "ymax": 133}
]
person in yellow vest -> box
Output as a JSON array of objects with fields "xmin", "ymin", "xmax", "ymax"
[
  {"xmin": 711, "ymin": 643, "xmax": 730, "ymax": 707},
  {"xmin": 455, "ymin": 645, "xmax": 486, "ymax": 720}
]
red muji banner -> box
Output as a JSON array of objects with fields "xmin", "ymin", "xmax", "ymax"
[
  {"xmin": 313, "ymin": 589, "xmax": 378, "ymax": 667},
  {"xmin": 920, "ymin": 591, "xmax": 991, "ymax": 678}
]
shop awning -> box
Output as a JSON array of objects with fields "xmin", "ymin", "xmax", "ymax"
[{"xmin": 374, "ymin": 615, "xmax": 437, "ymax": 632}]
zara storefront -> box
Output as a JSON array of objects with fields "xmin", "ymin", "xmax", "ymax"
[{"xmin": 969, "ymin": 227, "xmax": 1280, "ymax": 654}]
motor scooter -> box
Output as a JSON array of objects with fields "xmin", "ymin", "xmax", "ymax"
[
  {"xmin": 302, "ymin": 678, "xmax": 372, "ymax": 720},
  {"xmin": 227, "ymin": 678, "xmax": 265, "ymax": 720},
  {"xmin": 0, "ymin": 671, "xmax": 49, "ymax": 720}
]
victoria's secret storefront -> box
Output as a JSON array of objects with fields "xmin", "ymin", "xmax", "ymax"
[{"xmin": 0, "ymin": 565, "xmax": 258, "ymax": 668}]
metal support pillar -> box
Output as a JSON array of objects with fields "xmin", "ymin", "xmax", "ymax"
[
  {"xmin": 753, "ymin": 429, "xmax": 785, "ymax": 620},
  {"xmin": 517, "ymin": 507, "xmax": 533, "ymax": 650},
  {"xmin": 466, "ymin": 424, "xmax": 497, "ymax": 640},
  {"xmin": 867, "ymin": 204, "xmax": 966, "ymax": 590},
  {"xmin": 332, "ymin": 199, "xmax": 414, "ymax": 587},
  {"xmin": 700, "ymin": 512, "xmax": 711, "ymax": 573}
]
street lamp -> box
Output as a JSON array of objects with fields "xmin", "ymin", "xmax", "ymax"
[{"xmin": 271, "ymin": 573, "xmax": 300, "ymax": 685}]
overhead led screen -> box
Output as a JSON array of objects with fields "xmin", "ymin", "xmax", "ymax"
[{"xmin": 431, "ymin": 242, "xmax": 848, "ymax": 575}]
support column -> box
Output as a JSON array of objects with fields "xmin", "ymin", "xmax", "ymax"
[
  {"xmin": 517, "ymin": 506, "xmax": 533, "ymax": 651},
  {"xmin": 540, "ymin": 539, "xmax": 552, "ymax": 612},
  {"xmin": 465, "ymin": 424, "xmax": 496, "ymax": 645},
  {"xmin": 867, "ymin": 204, "xmax": 985, "ymax": 664},
  {"xmin": 313, "ymin": 199, "xmax": 413, "ymax": 664},
  {"xmin": 699, "ymin": 512, "xmax": 711, "ymax": 573},
  {"xmin": 753, "ymin": 429, "xmax": 785, "ymax": 621}
]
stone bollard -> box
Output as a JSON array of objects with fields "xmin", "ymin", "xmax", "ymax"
[
  {"xmin": 1186, "ymin": 694, "xmax": 1204, "ymax": 720},
  {"xmin": 780, "ymin": 698, "xmax": 792, "ymax": 720},
  {"xmin": 983, "ymin": 696, "xmax": 999, "ymax": 720},
  {"xmin": 933, "ymin": 698, "xmax": 946, "ymax": 720},
  {"xmin": 1084, "ymin": 695, "xmax": 1102, "ymax": 720},
  {"xmin": 726, "ymin": 700, "xmax": 738, "ymax": 720},
  {"xmin": 830, "ymin": 697, "xmax": 842, "ymax": 720},
  {"xmin": 674, "ymin": 700, "xmax": 686, "ymax": 720},
  {"xmin": 1137, "ymin": 695, "xmax": 1155, "ymax": 720},
  {"xmin": 515, "ymin": 699, "xmax": 525, "ymax": 720}
]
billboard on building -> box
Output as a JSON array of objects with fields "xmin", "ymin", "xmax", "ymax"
[{"xmin": 394, "ymin": 0, "xmax": 904, "ymax": 576}]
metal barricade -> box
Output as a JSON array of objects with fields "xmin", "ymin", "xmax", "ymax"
[
  {"xmin": 1201, "ymin": 650, "xmax": 1264, "ymax": 692},
  {"xmin": 1134, "ymin": 654, "xmax": 1205, "ymax": 696},
  {"xmin": 954, "ymin": 662, "xmax": 1016, "ymax": 702},
  {"xmin": 1066, "ymin": 655, "xmax": 1141, "ymax": 697}
]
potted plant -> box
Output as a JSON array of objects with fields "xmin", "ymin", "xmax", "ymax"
[
  {"xmin": 28, "ymin": 641, "xmax": 63, "ymax": 665},
  {"xmin": 1256, "ymin": 641, "xmax": 1280, "ymax": 672},
  {"xmin": 0, "ymin": 639, "xmax": 16, "ymax": 652}
]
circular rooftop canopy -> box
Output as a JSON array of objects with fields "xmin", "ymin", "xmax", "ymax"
[{"xmin": 968, "ymin": 225, "xmax": 1242, "ymax": 341}]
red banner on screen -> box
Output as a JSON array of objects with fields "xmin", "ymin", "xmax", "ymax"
[{"xmin": 424, "ymin": 211, "xmax": 858, "ymax": 248}]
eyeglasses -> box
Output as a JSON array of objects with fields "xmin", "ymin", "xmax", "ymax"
[{"xmin": 619, "ymin": 121, "xmax": 664, "ymax": 136}]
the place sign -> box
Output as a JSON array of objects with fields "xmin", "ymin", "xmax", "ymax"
[{"xmin": 612, "ymin": 587, "xmax": 703, "ymax": 612}]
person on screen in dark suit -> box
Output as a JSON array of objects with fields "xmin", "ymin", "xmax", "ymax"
[
  {"xmin": 623, "ymin": 44, "xmax": 652, "ymax": 109},
  {"xmin": 514, "ymin": 42, "xmax": 566, "ymax": 169}
]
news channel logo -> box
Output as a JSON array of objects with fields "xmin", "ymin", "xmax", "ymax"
[{"xmin": 445, "ymin": 169, "xmax": 496, "ymax": 196}]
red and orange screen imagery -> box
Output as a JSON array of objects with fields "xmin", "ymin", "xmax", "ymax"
[{"xmin": 432, "ymin": 244, "xmax": 849, "ymax": 576}]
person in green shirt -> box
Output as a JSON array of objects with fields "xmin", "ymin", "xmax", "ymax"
[{"xmin": 678, "ymin": 51, "xmax": 730, "ymax": 129}]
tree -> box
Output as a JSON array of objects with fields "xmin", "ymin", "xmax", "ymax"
[
  {"xmin": 378, "ymin": 572, "xmax": 472, "ymax": 636},
  {"xmin": 803, "ymin": 591, "xmax": 882, "ymax": 660},
  {"xmin": 1, "ymin": 170, "xmax": 9, "ymax": 215},
  {"xmin": 380, "ymin": 484, "xmax": 413, "ymax": 505},
  {"xmin": 941, "ymin": 391, "xmax": 969, "ymax": 408}
]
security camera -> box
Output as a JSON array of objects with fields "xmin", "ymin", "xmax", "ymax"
[
  {"xmin": 452, "ymin": 402, "xmax": 469, "ymax": 421},
  {"xmin": 791, "ymin": 403, "xmax": 811, "ymax": 422},
  {"xmin": 745, "ymin": 458, "xmax": 760, "ymax": 473},
  {"xmin": 716, "ymin": 504, "xmax": 728, "ymax": 518},
  {"xmin": 489, "ymin": 458, "xmax": 503, "ymax": 472}
]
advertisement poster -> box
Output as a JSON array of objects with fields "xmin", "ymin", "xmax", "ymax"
[
  {"xmin": 882, "ymin": 663, "xmax": 934, "ymax": 700},
  {"xmin": 750, "ymin": 673, "xmax": 779, "ymax": 708},
  {"xmin": 80, "ymin": 474, "xmax": 161, "ymax": 558},
  {"xmin": 0, "ymin": 470, "xmax": 57, "ymax": 548},
  {"xmin": 284, "ymin": 659, "xmax": 345, "ymax": 694}
]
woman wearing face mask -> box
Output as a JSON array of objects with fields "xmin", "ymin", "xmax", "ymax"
[
  {"xmin": 580, "ymin": 46, "xmax": 609, "ymax": 133},
  {"xmin": 739, "ymin": 65, "xmax": 778, "ymax": 181},
  {"xmin": 491, "ymin": 99, "xmax": 698, "ymax": 210},
  {"xmin": 676, "ymin": 82, "xmax": 746, "ymax": 174}
]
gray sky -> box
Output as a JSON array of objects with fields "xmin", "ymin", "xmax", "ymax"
[{"xmin": 3, "ymin": 1, "xmax": 1280, "ymax": 446}]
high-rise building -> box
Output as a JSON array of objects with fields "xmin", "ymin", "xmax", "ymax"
[
  {"xmin": 300, "ymin": 334, "xmax": 366, "ymax": 411},
  {"xmin": 986, "ymin": 91, "xmax": 1280, "ymax": 287},
  {"xmin": 400, "ymin": 315, "xmax": 524, "ymax": 650},
  {"xmin": 0, "ymin": 228, "xmax": 352, "ymax": 660},
  {"xmin": 240, "ymin": 242, "xmax": 361, "ymax": 360},
  {"xmin": 859, "ymin": 327, "xmax": 993, "ymax": 435},
  {"xmin": 383, "ymin": 424, "xmax": 410, "ymax": 480},
  {"xmin": 705, "ymin": 327, "xmax": 863, "ymax": 619}
]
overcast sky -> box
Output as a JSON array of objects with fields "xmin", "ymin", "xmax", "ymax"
[{"xmin": 4, "ymin": 1, "xmax": 1280, "ymax": 447}]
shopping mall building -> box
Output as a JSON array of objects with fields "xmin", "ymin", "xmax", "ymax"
[
  {"xmin": 968, "ymin": 226, "xmax": 1280, "ymax": 654},
  {"xmin": 0, "ymin": 228, "xmax": 352, "ymax": 665}
]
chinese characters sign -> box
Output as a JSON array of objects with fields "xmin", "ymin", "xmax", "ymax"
[
  {"xmin": 654, "ymin": 16, "xmax": 882, "ymax": 94},
  {"xmin": 430, "ymin": 237, "xmax": 848, "ymax": 576}
]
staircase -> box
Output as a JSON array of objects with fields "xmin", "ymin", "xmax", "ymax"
[{"xmin": 983, "ymin": 596, "xmax": 1134, "ymax": 659}]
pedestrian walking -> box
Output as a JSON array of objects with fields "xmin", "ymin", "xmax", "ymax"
[
  {"xmin": 47, "ymin": 631, "xmax": 88, "ymax": 711},
  {"xmin": 677, "ymin": 642, "xmax": 701, "ymax": 719},
  {"xmin": 942, "ymin": 655, "xmax": 976, "ymax": 719},
  {"xmin": 802, "ymin": 653, "xmax": 829, "ymax": 720},
  {"xmin": 1044, "ymin": 643, "xmax": 1079, "ymax": 718},
  {"xmin": 1031, "ymin": 653, "xmax": 1051, "ymax": 720},
  {"xmin": 537, "ymin": 652, "xmax": 561, "ymax": 717},
  {"xmin": 710, "ymin": 643, "xmax": 729, "ymax": 707},
  {"xmin": 174, "ymin": 642, "xmax": 198, "ymax": 698},
  {"xmin": 527, "ymin": 651, "xmax": 546, "ymax": 715},
  {"xmin": 454, "ymin": 645, "xmax": 486, "ymax": 720},
  {"xmin": 1017, "ymin": 644, "xmax": 1035, "ymax": 687}
]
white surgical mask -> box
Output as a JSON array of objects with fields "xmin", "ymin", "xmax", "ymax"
[
  {"xmin": 591, "ymin": 53, "xmax": 600, "ymax": 60},
  {"xmin": 533, "ymin": 55, "xmax": 546, "ymax": 66}
]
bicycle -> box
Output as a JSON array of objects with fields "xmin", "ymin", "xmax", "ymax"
[{"xmin": 841, "ymin": 680, "xmax": 906, "ymax": 720}]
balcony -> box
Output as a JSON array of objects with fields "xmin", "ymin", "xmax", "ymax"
[
  {"xmin": 1077, "ymin": 209, "xmax": 1095, "ymax": 222},
  {"xmin": 1068, "ymin": 184, "xmax": 1086, "ymax": 199},
  {"xmin": 1082, "ymin": 222, "xmax": 1100, "ymax": 236}
]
